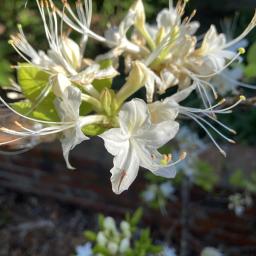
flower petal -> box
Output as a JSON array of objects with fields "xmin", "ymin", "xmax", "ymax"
[
  {"xmin": 110, "ymin": 146, "xmax": 140, "ymax": 194},
  {"xmin": 138, "ymin": 120, "xmax": 179, "ymax": 148},
  {"xmin": 119, "ymin": 99, "xmax": 150, "ymax": 134},
  {"xmin": 99, "ymin": 128, "xmax": 128, "ymax": 156},
  {"xmin": 61, "ymin": 125, "xmax": 88, "ymax": 169}
]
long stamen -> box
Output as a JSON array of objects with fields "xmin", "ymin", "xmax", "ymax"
[
  {"xmin": 224, "ymin": 11, "xmax": 256, "ymax": 50},
  {"xmin": 194, "ymin": 50, "xmax": 244, "ymax": 79}
]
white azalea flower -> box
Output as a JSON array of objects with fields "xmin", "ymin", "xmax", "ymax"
[
  {"xmin": 149, "ymin": 84, "xmax": 246, "ymax": 156},
  {"xmin": 99, "ymin": 99, "xmax": 183, "ymax": 194},
  {"xmin": 55, "ymin": 86, "xmax": 90, "ymax": 169},
  {"xmin": 195, "ymin": 25, "xmax": 236, "ymax": 74},
  {"xmin": 0, "ymin": 86, "xmax": 107, "ymax": 169}
]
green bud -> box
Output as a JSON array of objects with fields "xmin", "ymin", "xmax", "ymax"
[
  {"xmin": 116, "ymin": 61, "xmax": 147, "ymax": 106},
  {"xmin": 100, "ymin": 88, "xmax": 119, "ymax": 117}
]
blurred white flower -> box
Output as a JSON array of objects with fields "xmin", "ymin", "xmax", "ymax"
[
  {"xmin": 201, "ymin": 247, "xmax": 223, "ymax": 256},
  {"xmin": 162, "ymin": 245, "xmax": 177, "ymax": 256},
  {"xmin": 75, "ymin": 243, "xmax": 93, "ymax": 256},
  {"xmin": 159, "ymin": 182, "xmax": 175, "ymax": 198},
  {"xmin": 96, "ymin": 232, "xmax": 107, "ymax": 247},
  {"xmin": 104, "ymin": 217, "xmax": 117, "ymax": 232},
  {"xmin": 107, "ymin": 241, "xmax": 119, "ymax": 255},
  {"xmin": 119, "ymin": 238, "xmax": 130, "ymax": 253}
]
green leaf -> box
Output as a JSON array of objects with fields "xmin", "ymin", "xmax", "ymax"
[
  {"xmin": 84, "ymin": 230, "xmax": 97, "ymax": 241},
  {"xmin": 130, "ymin": 208, "xmax": 143, "ymax": 227},
  {"xmin": 244, "ymin": 64, "xmax": 256, "ymax": 79},
  {"xmin": 11, "ymin": 100, "xmax": 59, "ymax": 122},
  {"xmin": 93, "ymin": 245, "xmax": 110, "ymax": 255},
  {"xmin": 247, "ymin": 43, "xmax": 256, "ymax": 64},
  {"xmin": 18, "ymin": 63, "xmax": 50, "ymax": 100},
  {"xmin": 98, "ymin": 214, "xmax": 105, "ymax": 229},
  {"xmin": 16, "ymin": 64, "xmax": 59, "ymax": 122}
]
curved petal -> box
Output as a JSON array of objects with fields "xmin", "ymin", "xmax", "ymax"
[
  {"xmin": 61, "ymin": 126, "xmax": 88, "ymax": 169},
  {"xmin": 99, "ymin": 128, "xmax": 128, "ymax": 156},
  {"xmin": 119, "ymin": 99, "xmax": 150, "ymax": 134},
  {"xmin": 149, "ymin": 101, "xmax": 178, "ymax": 123},
  {"xmin": 137, "ymin": 120, "xmax": 179, "ymax": 148},
  {"xmin": 110, "ymin": 146, "xmax": 140, "ymax": 194},
  {"xmin": 169, "ymin": 84, "xmax": 196, "ymax": 103}
]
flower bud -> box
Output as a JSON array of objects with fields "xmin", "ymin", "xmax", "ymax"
[
  {"xmin": 104, "ymin": 217, "xmax": 117, "ymax": 232},
  {"xmin": 116, "ymin": 61, "xmax": 147, "ymax": 106},
  {"xmin": 120, "ymin": 221, "xmax": 131, "ymax": 238},
  {"xmin": 61, "ymin": 37, "xmax": 81, "ymax": 70},
  {"xmin": 119, "ymin": 238, "xmax": 130, "ymax": 253},
  {"xmin": 100, "ymin": 88, "xmax": 118, "ymax": 117},
  {"xmin": 96, "ymin": 231, "xmax": 107, "ymax": 247},
  {"xmin": 131, "ymin": 0, "xmax": 145, "ymax": 29},
  {"xmin": 107, "ymin": 241, "xmax": 118, "ymax": 255}
]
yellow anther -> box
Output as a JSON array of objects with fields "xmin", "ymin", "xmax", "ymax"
[
  {"xmin": 238, "ymin": 48, "xmax": 246, "ymax": 55},
  {"xmin": 180, "ymin": 151, "xmax": 187, "ymax": 160},
  {"xmin": 240, "ymin": 95, "xmax": 246, "ymax": 101}
]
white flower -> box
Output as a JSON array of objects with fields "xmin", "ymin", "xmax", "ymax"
[
  {"xmin": 55, "ymin": 86, "xmax": 90, "ymax": 169},
  {"xmin": 99, "ymin": 99, "xmax": 181, "ymax": 194},
  {"xmin": 149, "ymin": 84, "xmax": 245, "ymax": 156},
  {"xmin": 107, "ymin": 241, "xmax": 119, "ymax": 255},
  {"xmin": 142, "ymin": 184, "xmax": 158, "ymax": 202},
  {"xmin": 75, "ymin": 243, "xmax": 93, "ymax": 256},
  {"xmin": 120, "ymin": 221, "xmax": 131, "ymax": 238},
  {"xmin": 195, "ymin": 25, "xmax": 236, "ymax": 74},
  {"xmin": 201, "ymin": 247, "xmax": 223, "ymax": 256},
  {"xmin": 97, "ymin": 232, "xmax": 107, "ymax": 247},
  {"xmin": 103, "ymin": 217, "xmax": 117, "ymax": 232},
  {"xmin": 162, "ymin": 245, "xmax": 177, "ymax": 256},
  {"xmin": 159, "ymin": 182, "xmax": 175, "ymax": 198},
  {"xmin": 0, "ymin": 86, "xmax": 106, "ymax": 169},
  {"xmin": 119, "ymin": 238, "xmax": 130, "ymax": 253}
]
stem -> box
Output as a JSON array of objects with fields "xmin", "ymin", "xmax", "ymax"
[
  {"xmin": 81, "ymin": 94, "xmax": 102, "ymax": 113},
  {"xmin": 180, "ymin": 176, "xmax": 190, "ymax": 256}
]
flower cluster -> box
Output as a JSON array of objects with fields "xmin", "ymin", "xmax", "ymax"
[
  {"xmin": 0, "ymin": 0, "xmax": 255, "ymax": 194},
  {"xmin": 78, "ymin": 210, "xmax": 164, "ymax": 256}
]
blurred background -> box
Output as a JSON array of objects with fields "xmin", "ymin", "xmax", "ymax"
[{"xmin": 0, "ymin": 0, "xmax": 256, "ymax": 256}]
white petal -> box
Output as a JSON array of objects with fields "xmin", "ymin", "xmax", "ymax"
[
  {"xmin": 138, "ymin": 120, "xmax": 179, "ymax": 148},
  {"xmin": 61, "ymin": 125, "xmax": 88, "ymax": 169},
  {"xmin": 99, "ymin": 128, "xmax": 128, "ymax": 156},
  {"xmin": 169, "ymin": 84, "xmax": 196, "ymax": 103},
  {"xmin": 61, "ymin": 37, "xmax": 81, "ymax": 69},
  {"xmin": 156, "ymin": 8, "xmax": 178, "ymax": 29},
  {"xmin": 119, "ymin": 99, "xmax": 150, "ymax": 134},
  {"xmin": 53, "ymin": 73, "xmax": 72, "ymax": 98},
  {"xmin": 149, "ymin": 101, "xmax": 178, "ymax": 123},
  {"xmin": 55, "ymin": 86, "xmax": 81, "ymax": 122},
  {"xmin": 110, "ymin": 146, "xmax": 140, "ymax": 194}
]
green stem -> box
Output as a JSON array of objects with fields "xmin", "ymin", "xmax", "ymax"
[{"xmin": 81, "ymin": 94, "xmax": 102, "ymax": 113}]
